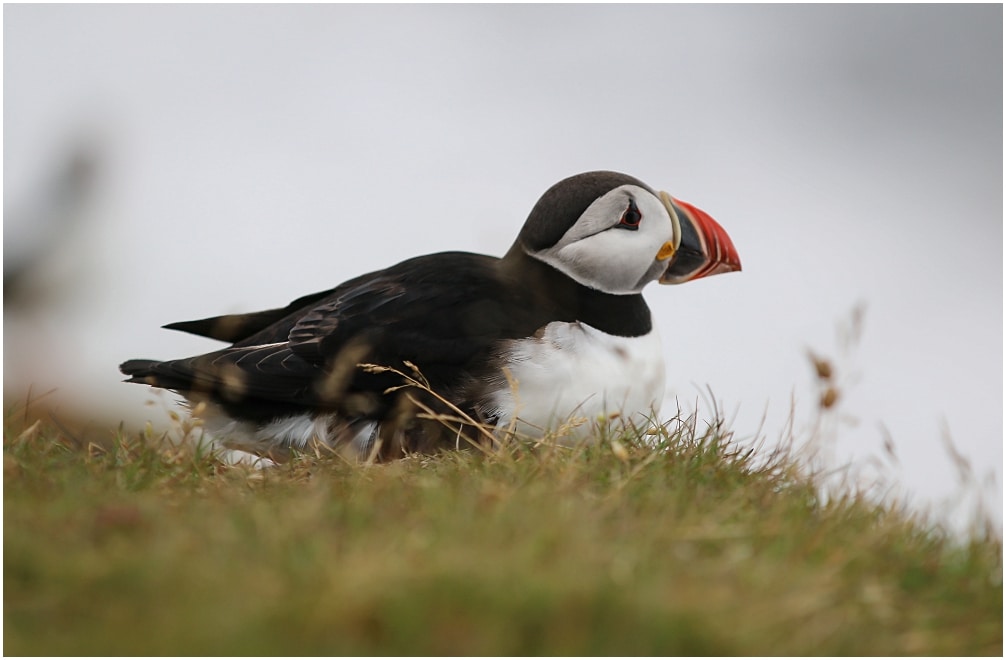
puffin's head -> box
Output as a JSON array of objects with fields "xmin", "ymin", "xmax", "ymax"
[{"xmin": 516, "ymin": 171, "xmax": 741, "ymax": 294}]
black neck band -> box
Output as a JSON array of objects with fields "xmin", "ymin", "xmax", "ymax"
[{"xmin": 502, "ymin": 248, "xmax": 653, "ymax": 338}]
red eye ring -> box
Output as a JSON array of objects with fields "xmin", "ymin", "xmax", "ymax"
[{"xmin": 618, "ymin": 200, "xmax": 642, "ymax": 230}]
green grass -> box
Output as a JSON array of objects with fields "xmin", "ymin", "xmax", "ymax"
[{"xmin": 4, "ymin": 408, "xmax": 1002, "ymax": 655}]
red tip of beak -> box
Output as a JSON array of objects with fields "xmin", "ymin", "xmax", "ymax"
[{"xmin": 674, "ymin": 198, "xmax": 742, "ymax": 279}]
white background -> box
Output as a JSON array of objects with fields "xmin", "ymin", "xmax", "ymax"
[{"xmin": 5, "ymin": 5, "xmax": 1001, "ymax": 530}]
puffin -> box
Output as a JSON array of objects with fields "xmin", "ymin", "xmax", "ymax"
[{"xmin": 121, "ymin": 171, "xmax": 741, "ymax": 462}]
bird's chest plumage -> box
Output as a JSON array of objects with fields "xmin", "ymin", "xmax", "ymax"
[{"xmin": 483, "ymin": 321, "xmax": 665, "ymax": 439}]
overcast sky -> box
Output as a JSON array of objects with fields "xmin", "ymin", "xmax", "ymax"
[{"xmin": 4, "ymin": 5, "xmax": 1002, "ymax": 531}]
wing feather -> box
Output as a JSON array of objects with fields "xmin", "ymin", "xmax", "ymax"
[
  {"xmin": 122, "ymin": 252, "xmax": 536, "ymax": 420},
  {"xmin": 162, "ymin": 289, "xmax": 337, "ymax": 343}
]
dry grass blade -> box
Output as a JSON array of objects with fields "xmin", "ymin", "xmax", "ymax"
[{"xmin": 359, "ymin": 361, "xmax": 499, "ymax": 449}]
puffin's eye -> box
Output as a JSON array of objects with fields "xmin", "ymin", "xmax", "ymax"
[{"xmin": 618, "ymin": 200, "xmax": 642, "ymax": 230}]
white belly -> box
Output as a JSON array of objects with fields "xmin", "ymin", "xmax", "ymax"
[
  {"xmin": 190, "ymin": 321, "xmax": 666, "ymax": 460},
  {"xmin": 488, "ymin": 321, "xmax": 665, "ymax": 441}
]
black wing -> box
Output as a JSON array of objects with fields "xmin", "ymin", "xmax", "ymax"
[
  {"xmin": 161, "ymin": 288, "xmax": 335, "ymax": 344},
  {"xmin": 121, "ymin": 252, "xmax": 544, "ymax": 422}
]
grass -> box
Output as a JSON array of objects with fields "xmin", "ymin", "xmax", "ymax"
[{"xmin": 4, "ymin": 401, "xmax": 1002, "ymax": 655}]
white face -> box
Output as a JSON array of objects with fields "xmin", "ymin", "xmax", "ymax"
[{"xmin": 527, "ymin": 184, "xmax": 674, "ymax": 295}]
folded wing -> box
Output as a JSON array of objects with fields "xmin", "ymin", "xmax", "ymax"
[{"xmin": 120, "ymin": 252, "xmax": 533, "ymax": 422}]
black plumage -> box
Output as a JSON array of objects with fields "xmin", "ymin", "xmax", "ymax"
[
  {"xmin": 121, "ymin": 172, "xmax": 658, "ymax": 458},
  {"xmin": 122, "ymin": 250, "xmax": 651, "ymax": 418}
]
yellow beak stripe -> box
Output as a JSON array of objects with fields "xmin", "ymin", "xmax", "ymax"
[
  {"xmin": 656, "ymin": 241, "xmax": 676, "ymax": 261},
  {"xmin": 658, "ymin": 190, "xmax": 683, "ymax": 252}
]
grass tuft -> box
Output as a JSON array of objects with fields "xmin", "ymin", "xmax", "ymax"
[{"xmin": 3, "ymin": 401, "xmax": 1002, "ymax": 655}]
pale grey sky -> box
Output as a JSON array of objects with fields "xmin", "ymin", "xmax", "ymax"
[{"xmin": 4, "ymin": 5, "xmax": 1002, "ymax": 530}]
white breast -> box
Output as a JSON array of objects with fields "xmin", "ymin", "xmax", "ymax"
[{"xmin": 487, "ymin": 321, "xmax": 665, "ymax": 442}]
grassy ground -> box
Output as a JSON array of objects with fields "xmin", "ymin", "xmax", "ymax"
[{"xmin": 4, "ymin": 405, "xmax": 1002, "ymax": 655}]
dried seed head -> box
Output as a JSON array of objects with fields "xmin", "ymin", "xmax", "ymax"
[
  {"xmin": 610, "ymin": 439, "xmax": 630, "ymax": 462},
  {"xmin": 820, "ymin": 387, "xmax": 839, "ymax": 409},
  {"xmin": 807, "ymin": 351, "xmax": 833, "ymax": 380},
  {"xmin": 219, "ymin": 364, "xmax": 248, "ymax": 402}
]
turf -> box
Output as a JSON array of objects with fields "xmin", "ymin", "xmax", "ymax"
[{"xmin": 3, "ymin": 407, "xmax": 1002, "ymax": 655}]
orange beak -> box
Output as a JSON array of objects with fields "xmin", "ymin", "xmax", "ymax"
[{"xmin": 658, "ymin": 195, "xmax": 742, "ymax": 285}]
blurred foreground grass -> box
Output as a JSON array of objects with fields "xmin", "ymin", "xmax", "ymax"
[{"xmin": 4, "ymin": 408, "xmax": 1002, "ymax": 655}]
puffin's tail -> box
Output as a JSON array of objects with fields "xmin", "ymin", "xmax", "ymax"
[
  {"xmin": 119, "ymin": 358, "xmax": 191, "ymax": 391},
  {"xmin": 120, "ymin": 359, "xmax": 160, "ymax": 381}
]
